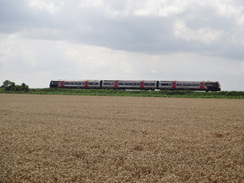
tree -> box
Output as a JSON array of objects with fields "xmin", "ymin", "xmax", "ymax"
[
  {"xmin": 20, "ymin": 83, "xmax": 29, "ymax": 91},
  {"xmin": 2, "ymin": 80, "xmax": 29, "ymax": 92},
  {"xmin": 2, "ymin": 80, "xmax": 15, "ymax": 88},
  {"xmin": 2, "ymin": 80, "xmax": 15, "ymax": 91}
]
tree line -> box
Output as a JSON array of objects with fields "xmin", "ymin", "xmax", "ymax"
[{"xmin": 1, "ymin": 80, "xmax": 29, "ymax": 92}]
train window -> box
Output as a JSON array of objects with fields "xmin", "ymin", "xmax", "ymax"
[
  {"xmin": 89, "ymin": 82, "xmax": 93, "ymax": 85},
  {"xmin": 145, "ymin": 83, "xmax": 153, "ymax": 86},
  {"xmin": 104, "ymin": 83, "xmax": 111, "ymax": 85},
  {"xmin": 161, "ymin": 83, "xmax": 171, "ymax": 86},
  {"xmin": 209, "ymin": 84, "xmax": 216, "ymax": 87}
]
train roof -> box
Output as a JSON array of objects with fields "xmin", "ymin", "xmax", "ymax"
[
  {"xmin": 51, "ymin": 80, "xmax": 100, "ymax": 82},
  {"xmin": 51, "ymin": 80, "xmax": 220, "ymax": 83},
  {"xmin": 159, "ymin": 80, "xmax": 220, "ymax": 83},
  {"xmin": 102, "ymin": 80, "xmax": 157, "ymax": 82}
]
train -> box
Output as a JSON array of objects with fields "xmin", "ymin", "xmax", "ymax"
[{"xmin": 50, "ymin": 80, "xmax": 221, "ymax": 91}]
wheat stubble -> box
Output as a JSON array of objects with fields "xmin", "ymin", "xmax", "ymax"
[{"xmin": 0, "ymin": 94, "xmax": 243, "ymax": 182}]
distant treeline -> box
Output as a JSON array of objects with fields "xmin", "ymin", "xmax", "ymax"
[
  {"xmin": 1, "ymin": 80, "xmax": 29, "ymax": 92},
  {"xmin": 1, "ymin": 87, "xmax": 244, "ymax": 99}
]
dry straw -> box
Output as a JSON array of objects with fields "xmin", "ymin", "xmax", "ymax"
[{"xmin": 0, "ymin": 94, "xmax": 243, "ymax": 182}]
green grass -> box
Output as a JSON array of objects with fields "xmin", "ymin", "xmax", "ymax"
[{"xmin": 1, "ymin": 88, "xmax": 244, "ymax": 99}]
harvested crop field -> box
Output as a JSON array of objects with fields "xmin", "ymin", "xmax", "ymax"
[{"xmin": 0, "ymin": 94, "xmax": 243, "ymax": 183}]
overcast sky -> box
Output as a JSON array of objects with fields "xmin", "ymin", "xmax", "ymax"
[{"xmin": 0, "ymin": 0, "xmax": 244, "ymax": 90}]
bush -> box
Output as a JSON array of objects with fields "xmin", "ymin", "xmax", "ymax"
[{"xmin": 2, "ymin": 80, "xmax": 29, "ymax": 92}]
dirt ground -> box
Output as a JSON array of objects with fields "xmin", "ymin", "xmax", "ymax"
[{"xmin": 0, "ymin": 94, "xmax": 243, "ymax": 183}]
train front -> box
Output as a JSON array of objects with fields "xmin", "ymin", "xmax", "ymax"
[
  {"xmin": 205, "ymin": 81, "xmax": 221, "ymax": 91},
  {"xmin": 50, "ymin": 80, "xmax": 60, "ymax": 88}
]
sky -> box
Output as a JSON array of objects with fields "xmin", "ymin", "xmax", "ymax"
[{"xmin": 0, "ymin": 0, "xmax": 244, "ymax": 91}]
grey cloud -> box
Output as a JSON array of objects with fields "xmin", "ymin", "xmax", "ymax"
[
  {"xmin": 0, "ymin": 2, "xmax": 37, "ymax": 34},
  {"xmin": 0, "ymin": 0, "xmax": 244, "ymax": 59}
]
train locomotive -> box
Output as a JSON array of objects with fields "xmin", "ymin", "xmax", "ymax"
[{"xmin": 50, "ymin": 80, "xmax": 221, "ymax": 91}]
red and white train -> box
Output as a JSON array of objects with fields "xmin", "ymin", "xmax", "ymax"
[{"xmin": 50, "ymin": 80, "xmax": 221, "ymax": 91}]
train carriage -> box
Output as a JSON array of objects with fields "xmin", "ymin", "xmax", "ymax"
[
  {"xmin": 159, "ymin": 81, "xmax": 205, "ymax": 90},
  {"xmin": 50, "ymin": 80, "xmax": 101, "ymax": 89},
  {"xmin": 158, "ymin": 81, "xmax": 221, "ymax": 91},
  {"xmin": 102, "ymin": 80, "xmax": 157, "ymax": 90}
]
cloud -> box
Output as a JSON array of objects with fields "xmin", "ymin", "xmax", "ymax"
[
  {"xmin": 0, "ymin": 0, "xmax": 243, "ymax": 57},
  {"xmin": 173, "ymin": 20, "xmax": 222, "ymax": 44},
  {"xmin": 28, "ymin": 0, "xmax": 64, "ymax": 14}
]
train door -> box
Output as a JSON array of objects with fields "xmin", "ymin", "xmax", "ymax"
[
  {"xmin": 85, "ymin": 81, "xmax": 89, "ymax": 88},
  {"xmin": 114, "ymin": 81, "xmax": 118, "ymax": 88},
  {"xmin": 60, "ymin": 81, "xmax": 65, "ymax": 88},
  {"xmin": 172, "ymin": 82, "xmax": 176, "ymax": 89},
  {"xmin": 200, "ymin": 82, "xmax": 205, "ymax": 90},
  {"xmin": 140, "ymin": 81, "xmax": 144, "ymax": 89}
]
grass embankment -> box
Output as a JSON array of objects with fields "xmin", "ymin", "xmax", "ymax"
[{"xmin": 0, "ymin": 88, "xmax": 244, "ymax": 99}]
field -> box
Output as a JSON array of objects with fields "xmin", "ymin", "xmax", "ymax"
[{"xmin": 0, "ymin": 94, "xmax": 243, "ymax": 183}]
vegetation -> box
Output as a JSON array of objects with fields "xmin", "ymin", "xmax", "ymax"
[
  {"xmin": 1, "ymin": 95, "xmax": 243, "ymax": 182},
  {"xmin": 1, "ymin": 80, "xmax": 29, "ymax": 92},
  {"xmin": 0, "ymin": 81, "xmax": 243, "ymax": 98}
]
